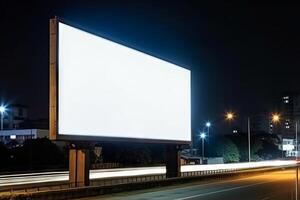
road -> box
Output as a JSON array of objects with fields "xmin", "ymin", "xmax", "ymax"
[
  {"xmin": 78, "ymin": 168, "xmax": 299, "ymax": 200},
  {"xmin": 0, "ymin": 160, "xmax": 296, "ymax": 187}
]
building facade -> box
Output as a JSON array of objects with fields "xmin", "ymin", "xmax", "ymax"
[
  {"xmin": 0, "ymin": 129, "xmax": 48, "ymax": 145},
  {"xmin": 3, "ymin": 104, "xmax": 29, "ymax": 129},
  {"xmin": 280, "ymin": 93, "xmax": 300, "ymax": 138}
]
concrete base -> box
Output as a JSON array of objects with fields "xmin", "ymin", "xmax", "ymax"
[
  {"xmin": 69, "ymin": 147, "xmax": 90, "ymax": 187},
  {"xmin": 165, "ymin": 145, "xmax": 181, "ymax": 178}
]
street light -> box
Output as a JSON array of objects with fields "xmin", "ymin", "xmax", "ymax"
[
  {"xmin": 224, "ymin": 111, "xmax": 251, "ymax": 162},
  {"xmin": 205, "ymin": 122, "xmax": 211, "ymax": 128},
  {"xmin": 271, "ymin": 113, "xmax": 280, "ymax": 123},
  {"xmin": 205, "ymin": 121, "xmax": 211, "ymax": 144},
  {"xmin": 0, "ymin": 105, "xmax": 6, "ymax": 130},
  {"xmin": 200, "ymin": 132, "xmax": 206, "ymax": 163},
  {"xmin": 225, "ymin": 112, "xmax": 235, "ymax": 121},
  {"xmin": 247, "ymin": 117, "xmax": 251, "ymax": 162},
  {"xmin": 295, "ymin": 121, "xmax": 298, "ymax": 198},
  {"xmin": 271, "ymin": 113, "xmax": 282, "ymax": 158}
]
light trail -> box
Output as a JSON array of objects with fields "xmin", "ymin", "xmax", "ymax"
[{"xmin": 0, "ymin": 160, "xmax": 296, "ymax": 187}]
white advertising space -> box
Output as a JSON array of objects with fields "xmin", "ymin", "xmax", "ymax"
[{"xmin": 58, "ymin": 22, "xmax": 191, "ymax": 142}]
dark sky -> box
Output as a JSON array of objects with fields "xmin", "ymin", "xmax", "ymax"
[{"xmin": 1, "ymin": 1, "xmax": 300, "ymax": 132}]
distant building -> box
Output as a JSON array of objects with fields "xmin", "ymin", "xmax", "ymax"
[
  {"xmin": 279, "ymin": 92, "xmax": 300, "ymax": 138},
  {"xmin": 3, "ymin": 104, "xmax": 29, "ymax": 129},
  {"xmin": 272, "ymin": 92, "xmax": 300, "ymax": 157},
  {"xmin": 0, "ymin": 129, "xmax": 48, "ymax": 146},
  {"xmin": 1, "ymin": 104, "xmax": 49, "ymax": 130}
]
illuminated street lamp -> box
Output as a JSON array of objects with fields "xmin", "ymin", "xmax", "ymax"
[
  {"xmin": 205, "ymin": 121, "xmax": 211, "ymax": 144},
  {"xmin": 224, "ymin": 111, "xmax": 251, "ymax": 162},
  {"xmin": 205, "ymin": 122, "xmax": 211, "ymax": 128},
  {"xmin": 271, "ymin": 113, "xmax": 282, "ymax": 157},
  {"xmin": 0, "ymin": 105, "xmax": 6, "ymax": 130},
  {"xmin": 200, "ymin": 132, "xmax": 206, "ymax": 162},
  {"xmin": 272, "ymin": 113, "xmax": 280, "ymax": 123},
  {"xmin": 200, "ymin": 132, "xmax": 206, "ymax": 139},
  {"xmin": 225, "ymin": 112, "xmax": 234, "ymax": 121}
]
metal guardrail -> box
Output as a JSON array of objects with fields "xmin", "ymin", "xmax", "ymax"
[{"xmin": 0, "ymin": 166, "xmax": 272, "ymax": 195}]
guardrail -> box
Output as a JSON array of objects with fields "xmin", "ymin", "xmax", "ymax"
[
  {"xmin": 0, "ymin": 164, "xmax": 293, "ymax": 196},
  {"xmin": 0, "ymin": 165, "xmax": 297, "ymax": 200}
]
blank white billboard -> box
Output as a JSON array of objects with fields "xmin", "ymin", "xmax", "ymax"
[{"xmin": 58, "ymin": 22, "xmax": 191, "ymax": 142}]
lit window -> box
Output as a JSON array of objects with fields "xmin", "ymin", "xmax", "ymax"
[
  {"xmin": 283, "ymin": 96, "xmax": 289, "ymax": 99},
  {"xmin": 284, "ymin": 100, "xmax": 289, "ymax": 103},
  {"xmin": 286, "ymin": 126, "xmax": 290, "ymax": 129}
]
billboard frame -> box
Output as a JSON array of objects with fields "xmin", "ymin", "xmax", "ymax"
[{"xmin": 49, "ymin": 17, "xmax": 191, "ymax": 145}]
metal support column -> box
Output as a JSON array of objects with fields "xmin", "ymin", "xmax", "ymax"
[
  {"xmin": 165, "ymin": 145, "xmax": 181, "ymax": 178},
  {"xmin": 69, "ymin": 144, "xmax": 90, "ymax": 187}
]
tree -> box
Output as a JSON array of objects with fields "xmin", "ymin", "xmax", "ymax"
[
  {"xmin": 11, "ymin": 138, "xmax": 67, "ymax": 171},
  {"xmin": 229, "ymin": 132, "xmax": 282, "ymax": 161},
  {"xmin": 206, "ymin": 136, "xmax": 240, "ymax": 163},
  {"xmin": 0, "ymin": 142, "xmax": 10, "ymax": 171},
  {"xmin": 257, "ymin": 140, "xmax": 282, "ymax": 160},
  {"xmin": 250, "ymin": 137, "xmax": 263, "ymax": 161}
]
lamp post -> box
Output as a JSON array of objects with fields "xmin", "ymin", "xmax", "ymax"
[
  {"xmin": 200, "ymin": 132, "xmax": 206, "ymax": 163},
  {"xmin": 271, "ymin": 113, "xmax": 281, "ymax": 157},
  {"xmin": 295, "ymin": 121, "xmax": 298, "ymax": 199},
  {"xmin": 247, "ymin": 117, "xmax": 251, "ymax": 162},
  {"xmin": 225, "ymin": 112, "xmax": 251, "ymax": 162},
  {"xmin": 205, "ymin": 122, "xmax": 211, "ymax": 144},
  {"xmin": 0, "ymin": 105, "xmax": 6, "ymax": 130}
]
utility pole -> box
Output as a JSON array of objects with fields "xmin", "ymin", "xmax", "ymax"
[
  {"xmin": 202, "ymin": 137, "xmax": 205, "ymax": 161},
  {"xmin": 248, "ymin": 117, "xmax": 251, "ymax": 162},
  {"xmin": 296, "ymin": 121, "xmax": 298, "ymax": 199}
]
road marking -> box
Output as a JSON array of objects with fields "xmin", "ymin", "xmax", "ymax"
[
  {"xmin": 120, "ymin": 170, "xmax": 288, "ymax": 197},
  {"xmin": 174, "ymin": 180, "xmax": 276, "ymax": 200}
]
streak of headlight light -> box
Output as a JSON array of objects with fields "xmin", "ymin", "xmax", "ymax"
[
  {"xmin": 0, "ymin": 160, "xmax": 297, "ymax": 186},
  {"xmin": 181, "ymin": 160, "xmax": 297, "ymax": 172}
]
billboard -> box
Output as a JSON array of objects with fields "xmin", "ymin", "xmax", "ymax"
[{"xmin": 50, "ymin": 19, "xmax": 191, "ymax": 143}]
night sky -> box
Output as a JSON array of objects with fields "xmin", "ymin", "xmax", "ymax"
[{"xmin": 1, "ymin": 1, "xmax": 300, "ymax": 133}]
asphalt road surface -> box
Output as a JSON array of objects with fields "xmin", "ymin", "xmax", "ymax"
[{"xmin": 78, "ymin": 168, "xmax": 300, "ymax": 200}]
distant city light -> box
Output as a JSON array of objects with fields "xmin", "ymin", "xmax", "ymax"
[
  {"xmin": 272, "ymin": 113, "xmax": 280, "ymax": 123},
  {"xmin": 282, "ymin": 144, "xmax": 294, "ymax": 151},
  {"xmin": 225, "ymin": 112, "xmax": 234, "ymax": 121},
  {"xmin": 0, "ymin": 105, "xmax": 6, "ymax": 113},
  {"xmin": 205, "ymin": 122, "xmax": 211, "ymax": 127},
  {"xmin": 200, "ymin": 132, "xmax": 206, "ymax": 139},
  {"xmin": 10, "ymin": 135, "xmax": 16, "ymax": 140},
  {"xmin": 0, "ymin": 105, "xmax": 6, "ymax": 130}
]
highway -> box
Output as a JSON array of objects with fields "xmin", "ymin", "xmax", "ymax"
[
  {"xmin": 78, "ymin": 168, "xmax": 300, "ymax": 200},
  {"xmin": 0, "ymin": 160, "xmax": 296, "ymax": 187}
]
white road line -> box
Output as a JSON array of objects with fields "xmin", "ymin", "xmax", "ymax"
[
  {"xmin": 175, "ymin": 181, "xmax": 276, "ymax": 200},
  {"xmin": 115, "ymin": 171, "xmax": 288, "ymax": 198}
]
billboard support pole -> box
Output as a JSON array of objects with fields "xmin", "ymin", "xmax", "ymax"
[
  {"xmin": 69, "ymin": 143, "xmax": 90, "ymax": 187},
  {"xmin": 49, "ymin": 17, "xmax": 57, "ymax": 140},
  {"xmin": 166, "ymin": 145, "xmax": 181, "ymax": 178}
]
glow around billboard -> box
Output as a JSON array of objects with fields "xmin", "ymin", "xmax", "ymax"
[{"xmin": 57, "ymin": 21, "xmax": 191, "ymax": 143}]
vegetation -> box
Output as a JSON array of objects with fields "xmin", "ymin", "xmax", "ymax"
[
  {"xmin": 0, "ymin": 132, "xmax": 285, "ymax": 173},
  {"xmin": 100, "ymin": 143, "xmax": 165, "ymax": 166},
  {"xmin": 206, "ymin": 135, "xmax": 240, "ymax": 163},
  {"xmin": 0, "ymin": 138, "xmax": 67, "ymax": 173}
]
